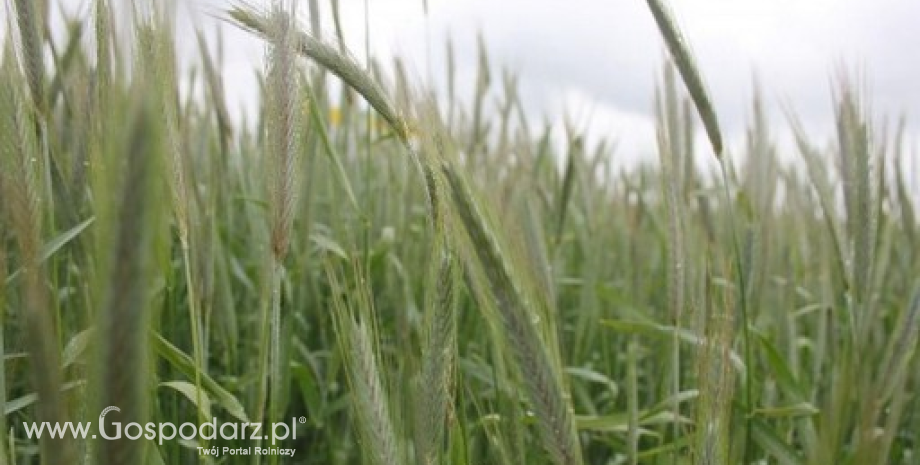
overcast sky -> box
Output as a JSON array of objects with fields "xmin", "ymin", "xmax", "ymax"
[{"xmin": 45, "ymin": 0, "xmax": 920, "ymax": 169}]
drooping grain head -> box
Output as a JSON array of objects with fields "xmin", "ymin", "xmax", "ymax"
[
  {"xmin": 227, "ymin": 3, "xmax": 410, "ymax": 143},
  {"xmin": 645, "ymin": 0, "xmax": 722, "ymax": 158}
]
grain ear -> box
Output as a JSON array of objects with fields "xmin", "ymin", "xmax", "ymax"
[{"xmin": 645, "ymin": 0, "xmax": 723, "ymax": 158}]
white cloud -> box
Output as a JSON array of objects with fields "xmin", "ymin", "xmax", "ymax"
[
  {"xmin": 38, "ymin": 0, "xmax": 920, "ymax": 164},
  {"xmin": 335, "ymin": 0, "xmax": 920, "ymax": 161}
]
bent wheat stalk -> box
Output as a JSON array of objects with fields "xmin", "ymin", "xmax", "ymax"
[
  {"xmin": 226, "ymin": 4, "xmax": 410, "ymax": 142},
  {"xmin": 442, "ymin": 160, "xmax": 583, "ymax": 465},
  {"xmin": 645, "ymin": 0, "xmax": 722, "ymax": 157}
]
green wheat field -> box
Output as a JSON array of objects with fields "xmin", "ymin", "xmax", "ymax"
[{"xmin": 1, "ymin": 0, "xmax": 917, "ymax": 464}]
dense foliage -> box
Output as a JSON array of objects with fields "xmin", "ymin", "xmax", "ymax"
[{"xmin": 0, "ymin": 1, "xmax": 917, "ymax": 464}]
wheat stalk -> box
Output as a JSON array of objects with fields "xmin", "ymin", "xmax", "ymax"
[
  {"xmin": 645, "ymin": 0, "xmax": 722, "ymax": 157},
  {"xmin": 327, "ymin": 262, "xmax": 401, "ymax": 465},
  {"xmin": 441, "ymin": 160, "xmax": 583, "ymax": 465},
  {"xmin": 655, "ymin": 65, "xmax": 688, "ymax": 461},
  {"xmin": 250, "ymin": 6, "xmax": 302, "ymax": 465},
  {"xmin": 694, "ymin": 272, "xmax": 736, "ymax": 465},
  {"xmin": 97, "ymin": 99, "xmax": 162, "ymax": 465},
  {"xmin": 414, "ymin": 241, "xmax": 458, "ymax": 465},
  {"xmin": 225, "ymin": 3, "xmax": 410, "ymax": 142},
  {"xmin": 13, "ymin": 0, "xmax": 46, "ymax": 113},
  {"xmin": 0, "ymin": 39, "xmax": 73, "ymax": 465}
]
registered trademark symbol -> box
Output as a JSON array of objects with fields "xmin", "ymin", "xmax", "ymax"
[{"xmin": 299, "ymin": 417, "xmax": 307, "ymax": 424}]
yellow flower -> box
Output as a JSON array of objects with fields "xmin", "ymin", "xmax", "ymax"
[{"xmin": 328, "ymin": 107, "xmax": 342, "ymax": 128}]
